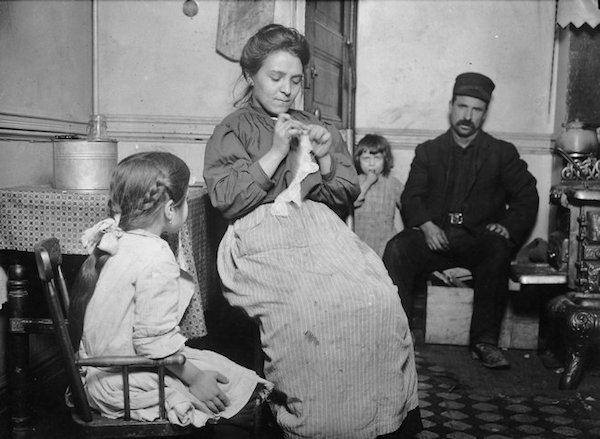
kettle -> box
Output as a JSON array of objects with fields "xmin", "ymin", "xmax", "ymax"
[{"xmin": 555, "ymin": 119, "xmax": 600, "ymax": 155}]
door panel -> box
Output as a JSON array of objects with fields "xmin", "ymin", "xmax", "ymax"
[
  {"xmin": 313, "ymin": 53, "xmax": 343, "ymax": 126},
  {"xmin": 304, "ymin": 0, "xmax": 357, "ymax": 131}
]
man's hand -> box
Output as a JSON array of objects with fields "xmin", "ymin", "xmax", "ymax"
[
  {"xmin": 486, "ymin": 223, "xmax": 510, "ymax": 239},
  {"xmin": 420, "ymin": 221, "xmax": 449, "ymax": 251}
]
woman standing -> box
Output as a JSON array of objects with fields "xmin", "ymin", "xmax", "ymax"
[{"xmin": 203, "ymin": 24, "xmax": 420, "ymax": 439}]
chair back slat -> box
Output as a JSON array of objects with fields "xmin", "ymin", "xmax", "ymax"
[
  {"xmin": 35, "ymin": 237, "xmax": 69, "ymax": 314},
  {"xmin": 34, "ymin": 241, "xmax": 93, "ymax": 422},
  {"xmin": 55, "ymin": 265, "xmax": 70, "ymax": 315},
  {"xmin": 158, "ymin": 366, "xmax": 166, "ymax": 420}
]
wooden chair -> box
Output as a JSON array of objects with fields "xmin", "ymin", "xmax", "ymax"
[{"xmin": 33, "ymin": 237, "xmax": 199, "ymax": 438}]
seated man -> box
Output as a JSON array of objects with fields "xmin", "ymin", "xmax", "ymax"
[{"xmin": 383, "ymin": 72, "xmax": 539, "ymax": 369}]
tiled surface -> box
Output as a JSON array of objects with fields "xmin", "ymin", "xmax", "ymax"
[
  {"xmin": 414, "ymin": 346, "xmax": 600, "ymax": 438},
  {"xmin": 411, "ymin": 282, "xmax": 600, "ymax": 439}
]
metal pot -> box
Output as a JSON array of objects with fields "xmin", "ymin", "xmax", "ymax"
[
  {"xmin": 53, "ymin": 138, "xmax": 118, "ymax": 190},
  {"xmin": 555, "ymin": 119, "xmax": 600, "ymax": 155}
]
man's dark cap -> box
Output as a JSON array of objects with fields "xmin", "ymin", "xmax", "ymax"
[{"xmin": 453, "ymin": 72, "xmax": 495, "ymax": 103}]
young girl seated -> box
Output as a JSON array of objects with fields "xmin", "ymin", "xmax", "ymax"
[
  {"xmin": 69, "ymin": 151, "xmax": 272, "ymax": 432},
  {"xmin": 353, "ymin": 134, "xmax": 405, "ymax": 257}
]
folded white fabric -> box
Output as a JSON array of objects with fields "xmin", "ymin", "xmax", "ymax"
[{"xmin": 271, "ymin": 133, "xmax": 319, "ymax": 217}]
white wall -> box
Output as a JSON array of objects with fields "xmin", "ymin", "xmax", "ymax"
[
  {"xmin": 0, "ymin": 0, "xmax": 92, "ymax": 119},
  {"xmin": 356, "ymin": 0, "xmax": 556, "ymax": 133},
  {"xmin": 355, "ymin": 0, "xmax": 558, "ymax": 242},
  {"xmin": 99, "ymin": 0, "xmax": 237, "ymax": 118},
  {"xmin": 98, "ymin": 0, "xmax": 303, "ymax": 183},
  {"xmin": 0, "ymin": 0, "xmax": 92, "ymax": 187}
]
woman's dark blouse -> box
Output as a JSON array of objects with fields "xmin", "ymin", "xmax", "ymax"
[{"xmin": 203, "ymin": 104, "xmax": 360, "ymax": 221}]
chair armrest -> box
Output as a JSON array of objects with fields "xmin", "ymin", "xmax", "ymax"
[{"xmin": 77, "ymin": 353, "xmax": 186, "ymax": 368}]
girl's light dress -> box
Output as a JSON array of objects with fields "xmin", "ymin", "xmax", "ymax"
[
  {"xmin": 354, "ymin": 175, "xmax": 404, "ymax": 257},
  {"xmin": 79, "ymin": 230, "xmax": 272, "ymax": 427},
  {"xmin": 204, "ymin": 105, "xmax": 419, "ymax": 439}
]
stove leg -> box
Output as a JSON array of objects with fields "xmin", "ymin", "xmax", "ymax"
[
  {"xmin": 560, "ymin": 337, "xmax": 590, "ymax": 390},
  {"xmin": 549, "ymin": 295, "xmax": 600, "ymax": 390}
]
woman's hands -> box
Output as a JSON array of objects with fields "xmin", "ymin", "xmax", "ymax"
[
  {"xmin": 305, "ymin": 123, "xmax": 333, "ymax": 174},
  {"xmin": 272, "ymin": 113, "xmax": 306, "ymax": 158},
  {"xmin": 188, "ymin": 370, "xmax": 231, "ymax": 414},
  {"xmin": 273, "ymin": 115, "xmax": 332, "ymax": 160},
  {"xmin": 261, "ymin": 114, "xmax": 306, "ymax": 177},
  {"xmin": 305, "ymin": 124, "xmax": 332, "ymax": 159},
  {"xmin": 261, "ymin": 115, "xmax": 334, "ymax": 178}
]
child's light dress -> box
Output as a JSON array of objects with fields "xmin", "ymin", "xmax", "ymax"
[
  {"xmin": 78, "ymin": 230, "xmax": 272, "ymax": 427},
  {"xmin": 354, "ymin": 175, "xmax": 404, "ymax": 257}
]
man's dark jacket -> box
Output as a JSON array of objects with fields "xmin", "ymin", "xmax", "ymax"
[{"xmin": 401, "ymin": 129, "xmax": 539, "ymax": 247}]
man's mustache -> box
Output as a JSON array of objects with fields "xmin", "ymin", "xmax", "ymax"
[{"xmin": 458, "ymin": 120, "xmax": 474, "ymax": 128}]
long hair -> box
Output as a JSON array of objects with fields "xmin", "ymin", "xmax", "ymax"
[
  {"xmin": 353, "ymin": 134, "xmax": 394, "ymax": 177},
  {"xmin": 68, "ymin": 152, "xmax": 190, "ymax": 349},
  {"xmin": 234, "ymin": 23, "xmax": 311, "ymax": 107}
]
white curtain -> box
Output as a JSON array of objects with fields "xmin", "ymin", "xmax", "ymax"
[{"xmin": 557, "ymin": 0, "xmax": 600, "ymax": 28}]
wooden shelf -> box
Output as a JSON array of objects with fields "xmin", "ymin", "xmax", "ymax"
[{"xmin": 510, "ymin": 262, "xmax": 567, "ymax": 285}]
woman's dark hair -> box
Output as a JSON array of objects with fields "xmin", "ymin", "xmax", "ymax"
[
  {"xmin": 68, "ymin": 151, "xmax": 190, "ymax": 349},
  {"xmin": 353, "ymin": 134, "xmax": 394, "ymax": 177},
  {"xmin": 235, "ymin": 23, "xmax": 311, "ymax": 106}
]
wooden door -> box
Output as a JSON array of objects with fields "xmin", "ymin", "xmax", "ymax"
[{"xmin": 303, "ymin": 0, "xmax": 357, "ymax": 132}]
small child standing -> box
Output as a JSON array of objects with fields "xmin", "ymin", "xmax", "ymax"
[
  {"xmin": 69, "ymin": 152, "xmax": 272, "ymax": 433},
  {"xmin": 353, "ymin": 134, "xmax": 404, "ymax": 257}
]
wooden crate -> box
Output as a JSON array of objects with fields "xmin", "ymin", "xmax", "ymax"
[{"xmin": 424, "ymin": 284, "xmax": 539, "ymax": 349}]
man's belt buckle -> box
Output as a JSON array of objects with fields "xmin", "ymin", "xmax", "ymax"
[{"xmin": 449, "ymin": 212, "xmax": 463, "ymax": 225}]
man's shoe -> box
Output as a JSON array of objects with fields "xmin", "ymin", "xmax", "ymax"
[{"xmin": 471, "ymin": 343, "xmax": 510, "ymax": 369}]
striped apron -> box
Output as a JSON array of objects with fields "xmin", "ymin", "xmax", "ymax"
[{"xmin": 217, "ymin": 200, "xmax": 418, "ymax": 439}]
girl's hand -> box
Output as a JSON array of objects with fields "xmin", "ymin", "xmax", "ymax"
[
  {"xmin": 355, "ymin": 172, "xmax": 377, "ymax": 208},
  {"xmin": 364, "ymin": 171, "xmax": 378, "ymax": 186},
  {"xmin": 305, "ymin": 124, "xmax": 332, "ymax": 159},
  {"xmin": 188, "ymin": 370, "xmax": 230, "ymax": 414},
  {"xmin": 272, "ymin": 113, "xmax": 306, "ymax": 158},
  {"xmin": 354, "ymin": 197, "xmax": 365, "ymax": 208}
]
